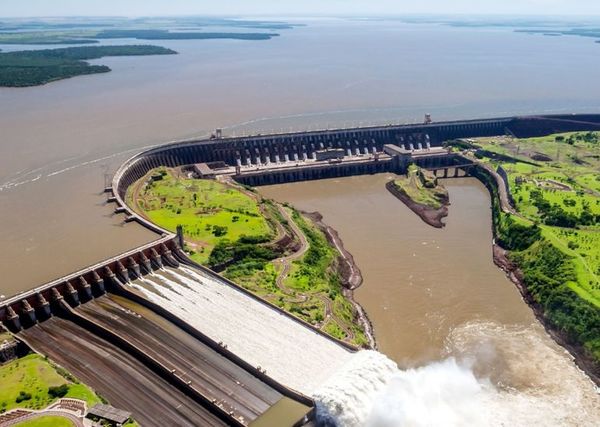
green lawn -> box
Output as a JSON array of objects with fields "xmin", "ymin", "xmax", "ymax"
[
  {"xmin": 129, "ymin": 169, "xmax": 368, "ymax": 346},
  {"xmin": 130, "ymin": 170, "xmax": 272, "ymax": 264},
  {"xmin": 14, "ymin": 416, "xmax": 75, "ymax": 427},
  {"xmin": 471, "ymin": 131, "xmax": 600, "ymax": 308},
  {"xmin": 0, "ymin": 354, "xmax": 101, "ymax": 413}
]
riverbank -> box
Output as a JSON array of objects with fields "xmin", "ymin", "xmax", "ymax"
[
  {"xmin": 304, "ymin": 211, "xmax": 376, "ymax": 349},
  {"xmin": 462, "ymin": 132, "xmax": 600, "ymax": 386},
  {"xmin": 492, "ymin": 244, "xmax": 600, "ymax": 386},
  {"xmin": 0, "ymin": 45, "xmax": 177, "ymax": 87}
]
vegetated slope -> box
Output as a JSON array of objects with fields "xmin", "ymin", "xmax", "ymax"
[
  {"xmin": 387, "ymin": 164, "xmax": 450, "ymax": 228},
  {"xmin": 0, "ymin": 45, "xmax": 177, "ymax": 87},
  {"xmin": 127, "ymin": 168, "xmax": 368, "ymax": 346},
  {"xmin": 394, "ymin": 165, "xmax": 448, "ymax": 209},
  {"xmin": 463, "ymin": 132, "xmax": 600, "ymax": 367}
]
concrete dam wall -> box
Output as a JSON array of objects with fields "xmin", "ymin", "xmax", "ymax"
[
  {"xmin": 0, "ymin": 235, "xmax": 180, "ymax": 330},
  {"xmin": 2, "ymin": 240, "xmax": 316, "ymax": 426},
  {"xmin": 112, "ymin": 113, "xmax": 600, "ymax": 200}
]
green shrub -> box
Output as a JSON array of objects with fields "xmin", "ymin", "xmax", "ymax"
[
  {"xmin": 497, "ymin": 215, "xmax": 541, "ymax": 251},
  {"xmin": 48, "ymin": 384, "xmax": 69, "ymax": 399},
  {"xmin": 15, "ymin": 391, "xmax": 32, "ymax": 403}
]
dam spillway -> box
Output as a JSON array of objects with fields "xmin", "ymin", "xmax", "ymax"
[
  {"xmin": 20, "ymin": 316, "xmax": 231, "ymax": 427},
  {"xmin": 76, "ymin": 295, "xmax": 285, "ymax": 423},
  {"xmin": 13, "ymin": 266, "xmax": 316, "ymax": 426},
  {"xmin": 131, "ymin": 265, "xmax": 354, "ymax": 395},
  {"xmin": 3, "ymin": 238, "xmax": 316, "ymax": 426}
]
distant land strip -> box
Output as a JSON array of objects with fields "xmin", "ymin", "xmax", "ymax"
[
  {"xmin": 0, "ymin": 45, "xmax": 177, "ymax": 87},
  {"xmin": 94, "ymin": 29, "xmax": 279, "ymax": 41},
  {"xmin": 0, "ymin": 29, "xmax": 280, "ymax": 45}
]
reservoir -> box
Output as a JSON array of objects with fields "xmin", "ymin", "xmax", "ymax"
[{"xmin": 3, "ymin": 20, "xmax": 600, "ymax": 296}]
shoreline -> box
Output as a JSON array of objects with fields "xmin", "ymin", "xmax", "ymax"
[
  {"xmin": 470, "ymin": 162, "xmax": 600, "ymax": 388},
  {"xmin": 304, "ymin": 211, "xmax": 377, "ymax": 349},
  {"xmin": 492, "ymin": 244, "xmax": 600, "ymax": 388},
  {"xmin": 383, "ymin": 162, "xmax": 600, "ymax": 387},
  {"xmin": 385, "ymin": 180, "xmax": 449, "ymax": 228}
]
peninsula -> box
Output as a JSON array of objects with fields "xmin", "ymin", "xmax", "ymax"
[
  {"xmin": 386, "ymin": 164, "xmax": 450, "ymax": 228},
  {"xmin": 127, "ymin": 168, "xmax": 372, "ymax": 347}
]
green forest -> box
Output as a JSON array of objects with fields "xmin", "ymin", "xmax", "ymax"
[
  {"xmin": 0, "ymin": 45, "xmax": 176, "ymax": 87},
  {"xmin": 464, "ymin": 132, "xmax": 600, "ymax": 365}
]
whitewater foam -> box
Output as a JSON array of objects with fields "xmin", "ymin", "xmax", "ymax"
[
  {"xmin": 131, "ymin": 266, "xmax": 353, "ymax": 394},
  {"xmin": 314, "ymin": 322, "xmax": 600, "ymax": 427}
]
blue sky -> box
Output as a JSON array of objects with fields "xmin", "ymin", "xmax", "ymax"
[{"xmin": 2, "ymin": 0, "xmax": 600, "ymax": 17}]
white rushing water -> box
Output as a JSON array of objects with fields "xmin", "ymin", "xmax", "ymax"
[
  {"xmin": 132, "ymin": 266, "xmax": 353, "ymax": 394},
  {"xmin": 314, "ymin": 322, "xmax": 600, "ymax": 427},
  {"xmin": 131, "ymin": 266, "xmax": 599, "ymax": 426}
]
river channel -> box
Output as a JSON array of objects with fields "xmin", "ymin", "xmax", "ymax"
[{"xmin": 260, "ymin": 175, "xmax": 600, "ymax": 424}]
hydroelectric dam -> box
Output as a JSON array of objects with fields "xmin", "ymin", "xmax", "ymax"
[{"xmin": 2, "ymin": 113, "xmax": 600, "ymax": 426}]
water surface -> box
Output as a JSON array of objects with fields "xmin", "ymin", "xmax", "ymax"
[{"xmin": 2, "ymin": 20, "xmax": 600, "ymax": 297}]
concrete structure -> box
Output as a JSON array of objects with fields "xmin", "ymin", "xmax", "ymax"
[
  {"xmin": 315, "ymin": 148, "xmax": 345, "ymax": 161},
  {"xmin": 111, "ymin": 114, "xmax": 600, "ymax": 214},
  {"xmin": 0, "ymin": 235, "xmax": 180, "ymax": 331},
  {"xmin": 87, "ymin": 403, "xmax": 132, "ymax": 425},
  {"xmin": 0, "ymin": 335, "xmax": 18, "ymax": 364},
  {"xmin": 193, "ymin": 162, "xmax": 216, "ymax": 179},
  {"xmin": 2, "ymin": 240, "xmax": 314, "ymax": 426}
]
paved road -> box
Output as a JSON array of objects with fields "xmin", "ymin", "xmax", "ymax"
[{"xmin": 274, "ymin": 206, "xmax": 309, "ymax": 295}]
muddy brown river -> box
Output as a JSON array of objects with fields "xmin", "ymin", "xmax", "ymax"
[
  {"xmin": 260, "ymin": 175, "xmax": 532, "ymax": 364},
  {"xmin": 260, "ymin": 175, "xmax": 600, "ymax": 424},
  {"xmin": 3, "ymin": 20, "xmax": 600, "ymax": 297}
]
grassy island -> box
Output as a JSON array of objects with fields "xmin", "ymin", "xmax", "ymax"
[
  {"xmin": 387, "ymin": 164, "xmax": 450, "ymax": 228},
  {"xmin": 0, "ymin": 45, "xmax": 177, "ymax": 87},
  {"xmin": 453, "ymin": 132, "xmax": 600, "ymax": 376},
  {"xmin": 127, "ymin": 168, "xmax": 370, "ymax": 347}
]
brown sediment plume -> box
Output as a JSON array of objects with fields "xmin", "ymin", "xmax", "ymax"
[
  {"xmin": 303, "ymin": 211, "xmax": 377, "ymax": 349},
  {"xmin": 492, "ymin": 243, "xmax": 600, "ymax": 387},
  {"xmin": 385, "ymin": 180, "xmax": 449, "ymax": 228}
]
